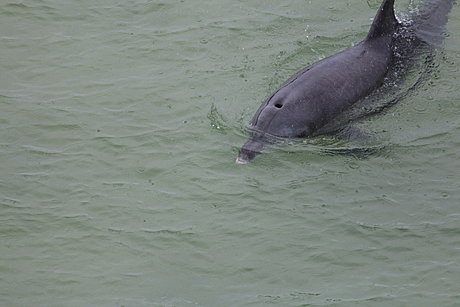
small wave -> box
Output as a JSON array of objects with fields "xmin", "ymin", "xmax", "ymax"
[{"xmin": 207, "ymin": 103, "xmax": 230, "ymax": 134}]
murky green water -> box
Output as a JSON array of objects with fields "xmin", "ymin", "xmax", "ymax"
[{"xmin": 1, "ymin": 0, "xmax": 459, "ymax": 306}]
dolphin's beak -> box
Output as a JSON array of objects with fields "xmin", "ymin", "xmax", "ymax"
[
  {"xmin": 235, "ymin": 156, "xmax": 250, "ymax": 165},
  {"xmin": 236, "ymin": 148, "xmax": 260, "ymax": 165},
  {"xmin": 236, "ymin": 133, "xmax": 267, "ymax": 165}
]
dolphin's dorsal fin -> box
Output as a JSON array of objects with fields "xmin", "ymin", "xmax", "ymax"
[{"xmin": 366, "ymin": 0, "xmax": 398, "ymax": 40}]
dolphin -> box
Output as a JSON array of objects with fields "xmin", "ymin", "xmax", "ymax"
[{"xmin": 236, "ymin": 0, "xmax": 454, "ymax": 164}]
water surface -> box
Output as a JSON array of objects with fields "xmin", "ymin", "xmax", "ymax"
[{"xmin": 1, "ymin": 0, "xmax": 459, "ymax": 306}]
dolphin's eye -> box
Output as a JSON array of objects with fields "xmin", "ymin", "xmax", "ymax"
[{"xmin": 274, "ymin": 103, "xmax": 283, "ymax": 109}]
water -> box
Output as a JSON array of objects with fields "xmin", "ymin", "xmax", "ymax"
[{"xmin": 1, "ymin": 0, "xmax": 459, "ymax": 306}]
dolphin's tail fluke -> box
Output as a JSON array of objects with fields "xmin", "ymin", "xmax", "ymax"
[{"xmin": 412, "ymin": 0, "xmax": 455, "ymax": 47}]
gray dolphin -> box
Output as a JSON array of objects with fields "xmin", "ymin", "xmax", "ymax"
[{"xmin": 236, "ymin": 0, "xmax": 454, "ymax": 164}]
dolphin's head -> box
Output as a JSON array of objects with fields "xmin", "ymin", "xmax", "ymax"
[
  {"xmin": 236, "ymin": 87, "xmax": 319, "ymax": 164},
  {"xmin": 250, "ymin": 87, "xmax": 319, "ymax": 138}
]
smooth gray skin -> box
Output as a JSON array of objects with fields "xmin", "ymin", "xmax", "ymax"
[{"xmin": 236, "ymin": 0, "xmax": 454, "ymax": 164}]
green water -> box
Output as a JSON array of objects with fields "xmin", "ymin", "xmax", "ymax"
[{"xmin": 1, "ymin": 0, "xmax": 459, "ymax": 306}]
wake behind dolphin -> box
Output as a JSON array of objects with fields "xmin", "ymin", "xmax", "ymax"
[{"xmin": 236, "ymin": 0, "xmax": 454, "ymax": 164}]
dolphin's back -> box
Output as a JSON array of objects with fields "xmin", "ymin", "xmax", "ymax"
[{"xmin": 249, "ymin": 0, "xmax": 399, "ymax": 137}]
